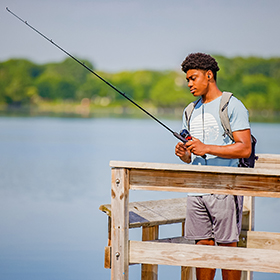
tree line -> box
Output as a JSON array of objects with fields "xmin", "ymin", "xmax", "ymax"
[{"xmin": 1, "ymin": 55, "xmax": 280, "ymax": 112}]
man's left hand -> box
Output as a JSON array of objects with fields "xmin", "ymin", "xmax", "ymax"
[{"xmin": 185, "ymin": 137, "xmax": 207, "ymax": 156}]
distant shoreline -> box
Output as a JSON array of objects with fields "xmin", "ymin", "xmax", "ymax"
[{"xmin": 1, "ymin": 102, "xmax": 280, "ymax": 123}]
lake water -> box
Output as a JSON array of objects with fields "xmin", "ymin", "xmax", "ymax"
[{"xmin": 0, "ymin": 117, "xmax": 279, "ymax": 280}]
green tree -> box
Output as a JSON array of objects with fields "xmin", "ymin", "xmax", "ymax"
[
  {"xmin": 1, "ymin": 56, "xmax": 280, "ymax": 114},
  {"xmin": 149, "ymin": 71, "xmax": 195, "ymax": 107},
  {"xmin": 0, "ymin": 59, "xmax": 42, "ymax": 104}
]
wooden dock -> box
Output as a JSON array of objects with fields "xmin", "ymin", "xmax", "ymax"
[{"xmin": 99, "ymin": 153, "xmax": 280, "ymax": 280}]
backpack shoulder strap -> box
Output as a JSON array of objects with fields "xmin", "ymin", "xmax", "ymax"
[
  {"xmin": 219, "ymin": 91, "xmax": 234, "ymax": 141},
  {"xmin": 184, "ymin": 98, "xmax": 201, "ymax": 130}
]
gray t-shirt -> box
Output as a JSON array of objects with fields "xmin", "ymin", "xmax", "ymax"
[{"xmin": 182, "ymin": 94, "xmax": 250, "ymax": 167}]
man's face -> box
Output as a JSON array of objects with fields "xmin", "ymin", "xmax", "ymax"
[{"xmin": 186, "ymin": 69, "xmax": 209, "ymax": 97}]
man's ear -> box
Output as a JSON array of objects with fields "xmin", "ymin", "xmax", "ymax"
[{"xmin": 206, "ymin": 70, "xmax": 213, "ymax": 80}]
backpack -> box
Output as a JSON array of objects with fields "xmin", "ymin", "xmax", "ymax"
[{"xmin": 184, "ymin": 91, "xmax": 258, "ymax": 168}]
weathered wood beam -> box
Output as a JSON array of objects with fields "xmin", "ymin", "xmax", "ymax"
[
  {"xmin": 129, "ymin": 241, "xmax": 280, "ymax": 274},
  {"xmin": 110, "ymin": 160, "xmax": 280, "ymax": 199},
  {"xmin": 247, "ymin": 231, "xmax": 280, "ymax": 250},
  {"xmin": 128, "ymin": 168, "xmax": 280, "ymax": 198},
  {"xmin": 100, "ymin": 197, "xmax": 188, "ymax": 228},
  {"xmin": 255, "ymin": 153, "xmax": 280, "ymax": 170},
  {"xmin": 110, "ymin": 158, "xmax": 280, "ymax": 175},
  {"xmin": 111, "ymin": 168, "xmax": 130, "ymax": 280}
]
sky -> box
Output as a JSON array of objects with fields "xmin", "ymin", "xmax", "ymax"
[{"xmin": 1, "ymin": 0, "xmax": 280, "ymax": 72}]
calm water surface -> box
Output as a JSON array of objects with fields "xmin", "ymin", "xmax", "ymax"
[{"xmin": 0, "ymin": 117, "xmax": 279, "ymax": 280}]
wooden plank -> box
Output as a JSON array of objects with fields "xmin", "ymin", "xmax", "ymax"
[
  {"xmin": 111, "ymin": 168, "xmax": 130, "ymax": 280},
  {"xmin": 128, "ymin": 168, "xmax": 280, "ymax": 198},
  {"xmin": 129, "ymin": 241, "xmax": 280, "ymax": 274},
  {"xmin": 110, "ymin": 159, "xmax": 280, "ymax": 176},
  {"xmin": 152, "ymin": 236, "xmax": 194, "ymax": 244},
  {"xmin": 100, "ymin": 197, "xmax": 187, "ymax": 228},
  {"xmin": 247, "ymin": 231, "xmax": 280, "ymax": 250},
  {"xmin": 255, "ymin": 156, "xmax": 280, "ymax": 169},
  {"xmin": 257, "ymin": 153, "xmax": 280, "ymax": 161},
  {"xmin": 100, "ymin": 197, "xmax": 250, "ymax": 228},
  {"xmin": 110, "ymin": 154, "xmax": 280, "ymax": 174}
]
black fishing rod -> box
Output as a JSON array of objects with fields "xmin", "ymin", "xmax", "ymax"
[{"xmin": 6, "ymin": 7, "xmax": 189, "ymax": 144}]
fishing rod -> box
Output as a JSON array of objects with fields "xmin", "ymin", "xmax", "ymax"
[{"xmin": 6, "ymin": 7, "xmax": 189, "ymax": 144}]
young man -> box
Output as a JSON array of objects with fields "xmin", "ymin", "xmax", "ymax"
[{"xmin": 175, "ymin": 53, "xmax": 251, "ymax": 280}]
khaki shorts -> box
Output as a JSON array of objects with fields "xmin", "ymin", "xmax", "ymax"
[{"xmin": 185, "ymin": 194, "xmax": 243, "ymax": 243}]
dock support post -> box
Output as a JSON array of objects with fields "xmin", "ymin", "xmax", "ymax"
[
  {"xmin": 241, "ymin": 196, "xmax": 255, "ymax": 280},
  {"xmin": 181, "ymin": 221, "xmax": 196, "ymax": 280},
  {"xmin": 104, "ymin": 217, "xmax": 112, "ymax": 269},
  {"xmin": 111, "ymin": 168, "xmax": 129, "ymax": 280},
  {"xmin": 141, "ymin": 225, "xmax": 159, "ymax": 280}
]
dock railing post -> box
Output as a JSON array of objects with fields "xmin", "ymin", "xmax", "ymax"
[{"xmin": 111, "ymin": 168, "xmax": 129, "ymax": 280}]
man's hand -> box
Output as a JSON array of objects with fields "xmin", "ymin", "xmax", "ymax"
[
  {"xmin": 185, "ymin": 137, "xmax": 207, "ymax": 156},
  {"xmin": 175, "ymin": 142, "xmax": 191, "ymax": 163},
  {"xmin": 181, "ymin": 129, "xmax": 251, "ymax": 160}
]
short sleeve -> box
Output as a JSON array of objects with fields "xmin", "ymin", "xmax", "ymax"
[{"xmin": 228, "ymin": 97, "xmax": 250, "ymax": 132}]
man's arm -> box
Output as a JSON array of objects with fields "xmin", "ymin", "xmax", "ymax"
[{"xmin": 185, "ymin": 129, "xmax": 252, "ymax": 159}]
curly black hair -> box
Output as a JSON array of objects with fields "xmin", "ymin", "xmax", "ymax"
[{"xmin": 181, "ymin": 53, "xmax": 220, "ymax": 80}]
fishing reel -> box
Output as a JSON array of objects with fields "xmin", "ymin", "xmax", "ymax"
[
  {"xmin": 179, "ymin": 129, "xmax": 206, "ymax": 159},
  {"xmin": 179, "ymin": 129, "xmax": 192, "ymax": 142}
]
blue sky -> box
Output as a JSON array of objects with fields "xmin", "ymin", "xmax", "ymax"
[{"xmin": 2, "ymin": 0, "xmax": 280, "ymax": 72}]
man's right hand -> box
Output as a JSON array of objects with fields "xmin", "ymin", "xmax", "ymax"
[{"xmin": 175, "ymin": 142, "xmax": 191, "ymax": 163}]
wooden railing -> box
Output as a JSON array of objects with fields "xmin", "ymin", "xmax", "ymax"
[{"xmin": 100, "ymin": 154, "xmax": 280, "ymax": 280}]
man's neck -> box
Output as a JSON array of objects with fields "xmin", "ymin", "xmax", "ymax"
[{"xmin": 201, "ymin": 86, "xmax": 222, "ymax": 104}]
